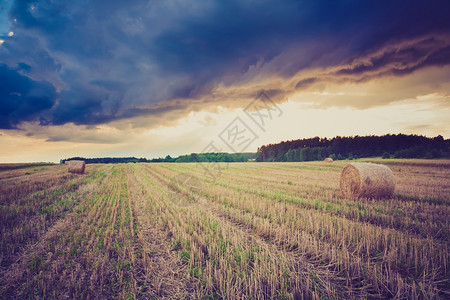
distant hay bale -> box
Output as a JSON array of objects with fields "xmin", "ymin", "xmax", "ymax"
[
  {"xmin": 68, "ymin": 160, "xmax": 85, "ymax": 174},
  {"xmin": 340, "ymin": 162, "xmax": 395, "ymax": 199},
  {"xmin": 324, "ymin": 157, "xmax": 334, "ymax": 162}
]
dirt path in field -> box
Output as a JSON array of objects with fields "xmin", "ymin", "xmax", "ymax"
[{"xmin": 126, "ymin": 166, "xmax": 199, "ymax": 299}]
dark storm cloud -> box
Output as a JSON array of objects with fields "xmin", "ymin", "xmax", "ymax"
[
  {"xmin": 295, "ymin": 78, "xmax": 317, "ymax": 90},
  {"xmin": 1, "ymin": 0, "xmax": 450, "ymax": 129},
  {"xmin": 0, "ymin": 64, "xmax": 56, "ymax": 128},
  {"xmin": 335, "ymin": 36, "xmax": 450, "ymax": 78}
]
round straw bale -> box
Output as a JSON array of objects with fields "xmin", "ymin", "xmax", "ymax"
[
  {"xmin": 340, "ymin": 162, "xmax": 395, "ymax": 199},
  {"xmin": 68, "ymin": 160, "xmax": 85, "ymax": 174},
  {"xmin": 324, "ymin": 157, "xmax": 333, "ymax": 162}
]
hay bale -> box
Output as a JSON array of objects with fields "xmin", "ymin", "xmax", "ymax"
[
  {"xmin": 68, "ymin": 160, "xmax": 85, "ymax": 174},
  {"xmin": 340, "ymin": 162, "xmax": 395, "ymax": 199},
  {"xmin": 324, "ymin": 157, "xmax": 333, "ymax": 162}
]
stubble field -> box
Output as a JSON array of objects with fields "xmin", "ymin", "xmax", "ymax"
[{"xmin": 0, "ymin": 160, "xmax": 449, "ymax": 299}]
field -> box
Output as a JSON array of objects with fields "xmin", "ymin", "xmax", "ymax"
[{"xmin": 0, "ymin": 160, "xmax": 449, "ymax": 299}]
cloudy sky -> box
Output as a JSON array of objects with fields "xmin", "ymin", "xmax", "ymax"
[{"xmin": 1, "ymin": 0, "xmax": 449, "ymax": 162}]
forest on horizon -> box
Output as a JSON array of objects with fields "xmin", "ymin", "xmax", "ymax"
[
  {"xmin": 256, "ymin": 134, "xmax": 450, "ymax": 162},
  {"xmin": 60, "ymin": 134, "xmax": 449, "ymax": 164}
]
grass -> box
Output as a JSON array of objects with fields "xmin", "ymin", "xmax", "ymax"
[
  {"xmin": 0, "ymin": 163, "xmax": 54, "ymax": 172},
  {"xmin": 0, "ymin": 159, "xmax": 449, "ymax": 299}
]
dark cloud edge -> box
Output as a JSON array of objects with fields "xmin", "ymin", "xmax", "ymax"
[{"xmin": 2, "ymin": 34, "xmax": 450, "ymax": 132}]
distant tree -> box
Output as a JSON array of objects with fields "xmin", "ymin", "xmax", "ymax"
[
  {"xmin": 164, "ymin": 155, "xmax": 174, "ymax": 162},
  {"xmin": 382, "ymin": 152, "xmax": 390, "ymax": 159},
  {"xmin": 294, "ymin": 149, "xmax": 300, "ymax": 161},
  {"xmin": 305, "ymin": 147, "xmax": 314, "ymax": 161},
  {"xmin": 319, "ymin": 147, "xmax": 328, "ymax": 160},
  {"xmin": 430, "ymin": 149, "xmax": 440, "ymax": 158},
  {"xmin": 255, "ymin": 134, "xmax": 450, "ymax": 162},
  {"xmin": 285, "ymin": 149, "xmax": 294, "ymax": 162},
  {"xmin": 312, "ymin": 147, "xmax": 321, "ymax": 161}
]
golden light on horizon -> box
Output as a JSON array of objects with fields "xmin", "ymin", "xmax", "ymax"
[{"xmin": 1, "ymin": 90, "xmax": 448, "ymax": 163}]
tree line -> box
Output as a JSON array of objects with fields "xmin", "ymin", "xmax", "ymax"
[
  {"xmin": 256, "ymin": 134, "xmax": 450, "ymax": 162},
  {"xmin": 60, "ymin": 153, "xmax": 256, "ymax": 164},
  {"xmin": 61, "ymin": 134, "xmax": 449, "ymax": 164}
]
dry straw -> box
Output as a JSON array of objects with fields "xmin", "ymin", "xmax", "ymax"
[
  {"xmin": 67, "ymin": 160, "xmax": 85, "ymax": 174},
  {"xmin": 340, "ymin": 162, "xmax": 395, "ymax": 198}
]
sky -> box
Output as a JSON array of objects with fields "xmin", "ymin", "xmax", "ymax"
[{"xmin": 0, "ymin": 0, "xmax": 449, "ymax": 163}]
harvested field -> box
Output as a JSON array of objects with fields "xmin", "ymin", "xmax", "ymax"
[{"xmin": 0, "ymin": 160, "xmax": 449, "ymax": 299}]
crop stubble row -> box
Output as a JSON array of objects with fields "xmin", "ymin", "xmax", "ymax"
[{"xmin": 0, "ymin": 161, "xmax": 448, "ymax": 299}]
